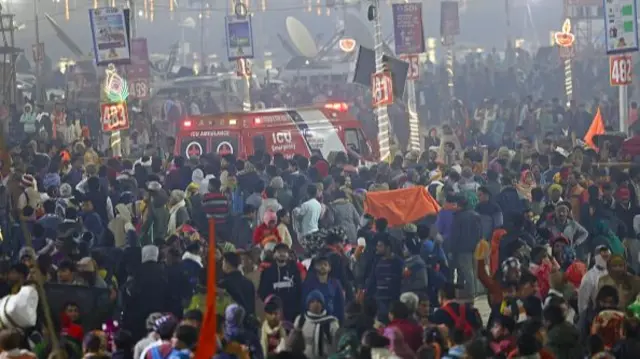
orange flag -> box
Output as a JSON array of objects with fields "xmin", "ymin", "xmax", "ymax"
[
  {"xmin": 364, "ymin": 187, "xmax": 440, "ymax": 227},
  {"xmin": 584, "ymin": 107, "xmax": 605, "ymax": 149},
  {"xmin": 195, "ymin": 219, "xmax": 217, "ymax": 359}
]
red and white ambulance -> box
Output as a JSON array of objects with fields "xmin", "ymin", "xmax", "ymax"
[{"xmin": 175, "ymin": 103, "xmax": 378, "ymax": 161}]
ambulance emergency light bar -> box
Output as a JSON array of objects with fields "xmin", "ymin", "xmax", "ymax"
[{"xmin": 182, "ymin": 103, "xmax": 349, "ymax": 128}]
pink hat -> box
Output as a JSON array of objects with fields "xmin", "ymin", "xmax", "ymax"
[{"xmin": 263, "ymin": 210, "xmax": 277, "ymax": 225}]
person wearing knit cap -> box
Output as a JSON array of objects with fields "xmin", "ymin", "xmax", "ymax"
[
  {"xmin": 294, "ymin": 290, "xmax": 339, "ymax": 358},
  {"xmin": 302, "ymin": 255, "xmax": 345, "ymax": 322}
]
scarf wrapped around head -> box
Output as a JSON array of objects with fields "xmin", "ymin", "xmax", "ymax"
[{"xmin": 224, "ymin": 304, "xmax": 246, "ymax": 339}]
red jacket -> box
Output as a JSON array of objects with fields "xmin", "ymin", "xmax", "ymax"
[
  {"xmin": 383, "ymin": 318, "xmax": 423, "ymax": 352},
  {"xmin": 252, "ymin": 224, "xmax": 282, "ymax": 246}
]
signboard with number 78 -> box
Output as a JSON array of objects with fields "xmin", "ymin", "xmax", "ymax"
[{"xmin": 610, "ymin": 55, "xmax": 633, "ymax": 86}]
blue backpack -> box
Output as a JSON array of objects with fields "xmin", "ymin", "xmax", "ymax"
[{"xmin": 150, "ymin": 346, "xmax": 190, "ymax": 359}]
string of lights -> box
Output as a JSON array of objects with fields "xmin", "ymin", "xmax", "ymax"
[{"xmin": 39, "ymin": 0, "xmax": 367, "ymax": 23}]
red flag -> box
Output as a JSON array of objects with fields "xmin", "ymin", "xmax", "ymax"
[
  {"xmin": 195, "ymin": 219, "xmax": 217, "ymax": 359},
  {"xmin": 584, "ymin": 107, "xmax": 605, "ymax": 149}
]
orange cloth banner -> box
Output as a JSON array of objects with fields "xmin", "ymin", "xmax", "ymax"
[{"xmin": 364, "ymin": 187, "xmax": 441, "ymax": 227}]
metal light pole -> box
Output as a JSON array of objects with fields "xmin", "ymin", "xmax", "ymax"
[
  {"xmin": 128, "ymin": 0, "xmax": 137, "ymax": 38},
  {"xmin": 371, "ymin": 0, "xmax": 391, "ymax": 162},
  {"xmin": 620, "ymin": 83, "xmax": 628, "ymax": 132},
  {"xmin": 33, "ymin": 0, "xmax": 42, "ymax": 104}
]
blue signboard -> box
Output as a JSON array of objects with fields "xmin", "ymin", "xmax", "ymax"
[
  {"xmin": 225, "ymin": 15, "xmax": 255, "ymax": 61},
  {"xmin": 89, "ymin": 7, "xmax": 131, "ymax": 66},
  {"xmin": 392, "ymin": 3, "xmax": 425, "ymax": 55}
]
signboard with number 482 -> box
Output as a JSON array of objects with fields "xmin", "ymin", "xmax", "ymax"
[{"xmin": 610, "ymin": 55, "xmax": 633, "ymax": 86}]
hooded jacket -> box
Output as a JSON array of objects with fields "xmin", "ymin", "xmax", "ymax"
[{"xmin": 258, "ymin": 261, "xmax": 303, "ymax": 322}]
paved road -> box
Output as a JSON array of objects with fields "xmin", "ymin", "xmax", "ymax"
[{"xmin": 474, "ymin": 295, "xmax": 492, "ymax": 325}]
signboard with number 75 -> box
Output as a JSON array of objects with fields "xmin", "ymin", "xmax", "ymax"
[
  {"xmin": 400, "ymin": 54, "xmax": 420, "ymax": 80},
  {"xmin": 610, "ymin": 55, "xmax": 633, "ymax": 86},
  {"xmin": 100, "ymin": 102, "xmax": 130, "ymax": 132}
]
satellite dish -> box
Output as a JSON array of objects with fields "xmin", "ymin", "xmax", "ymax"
[
  {"xmin": 286, "ymin": 16, "xmax": 318, "ymax": 58},
  {"xmin": 343, "ymin": 13, "xmax": 375, "ymax": 50}
]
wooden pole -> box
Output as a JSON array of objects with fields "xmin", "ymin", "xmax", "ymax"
[
  {"xmin": 0, "ymin": 116, "xmax": 60, "ymax": 355},
  {"xmin": 18, "ymin": 203, "xmax": 60, "ymax": 357}
]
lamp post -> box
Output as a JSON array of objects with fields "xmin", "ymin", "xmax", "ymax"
[
  {"xmin": 369, "ymin": 0, "xmax": 391, "ymax": 162},
  {"xmin": 554, "ymin": 18, "xmax": 575, "ymax": 106}
]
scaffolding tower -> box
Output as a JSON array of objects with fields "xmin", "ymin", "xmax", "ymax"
[{"xmin": 0, "ymin": 11, "xmax": 19, "ymax": 105}]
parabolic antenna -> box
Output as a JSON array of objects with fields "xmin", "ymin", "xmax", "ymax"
[
  {"xmin": 343, "ymin": 13, "xmax": 375, "ymax": 50},
  {"xmin": 286, "ymin": 16, "xmax": 319, "ymax": 58}
]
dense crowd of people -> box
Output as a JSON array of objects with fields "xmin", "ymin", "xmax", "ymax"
[
  {"xmin": 3, "ymin": 118, "xmax": 640, "ymax": 359},
  {"xmin": 4, "ymin": 43, "xmax": 640, "ymax": 359}
]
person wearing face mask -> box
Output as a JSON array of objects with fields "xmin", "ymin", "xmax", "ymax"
[
  {"xmin": 578, "ymin": 245, "xmax": 611, "ymax": 318},
  {"xmin": 259, "ymin": 243, "xmax": 303, "ymax": 322}
]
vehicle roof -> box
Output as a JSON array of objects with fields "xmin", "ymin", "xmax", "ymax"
[{"xmin": 181, "ymin": 104, "xmax": 360, "ymax": 129}]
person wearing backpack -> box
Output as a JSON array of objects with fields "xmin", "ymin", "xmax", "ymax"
[
  {"xmin": 430, "ymin": 283, "xmax": 482, "ymax": 341},
  {"xmin": 294, "ymin": 290, "xmax": 340, "ymax": 359}
]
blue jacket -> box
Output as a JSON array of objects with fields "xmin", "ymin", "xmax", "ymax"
[
  {"xmin": 436, "ymin": 208, "xmax": 456, "ymax": 243},
  {"xmin": 365, "ymin": 255, "xmax": 404, "ymax": 302},
  {"xmin": 80, "ymin": 211, "xmax": 104, "ymax": 240},
  {"xmin": 302, "ymin": 275, "xmax": 345, "ymax": 322}
]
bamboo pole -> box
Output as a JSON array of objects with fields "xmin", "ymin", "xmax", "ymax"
[{"xmin": 2, "ymin": 125, "xmax": 60, "ymax": 356}]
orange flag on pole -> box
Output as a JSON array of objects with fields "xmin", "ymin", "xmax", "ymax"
[
  {"xmin": 194, "ymin": 219, "xmax": 217, "ymax": 359},
  {"xmin": 584, "ymin": 107, "xmax": 605, "ymax": 149}
]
